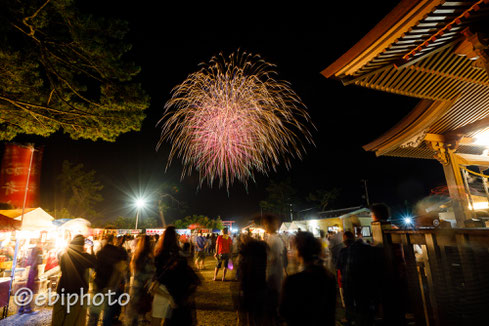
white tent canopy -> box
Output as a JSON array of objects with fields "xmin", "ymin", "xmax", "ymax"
[
  {"xmin": 279, "ymin": 222, "xmax": 291, "ymax": 232},
  {"xmin": 0, "ymin": 207, "xmax": 56, "ymax": 231},
  {"xmin": 288, "ymin": 221, "xmax": 307, "ymax": 232}
]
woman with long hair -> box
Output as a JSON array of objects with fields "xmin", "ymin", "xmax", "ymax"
[
  {"xmin": 126, "ymin": 235, "xmax": 155, "ymax": 326},
  {"xmin": 152, "ymin": 226, "xmax": 200, "ymax": 326}
]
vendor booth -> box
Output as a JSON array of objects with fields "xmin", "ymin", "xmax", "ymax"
[
  {"xmin": 0, "ymin": 208, "xmax": 58, "ymax": 316},
  {"xmin": 242, "ymin": 223, "xmax": 265, "ymax": 239},
  {"xmin": 279, "ymin": 222, "xmax": 291, "ymax": 233}
]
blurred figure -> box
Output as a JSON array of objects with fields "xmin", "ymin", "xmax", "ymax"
[
  {"xmin": 19, "ymin": 242, "xmax": 42, "ymax": 315},
  {"xmin": 337, "ymin": 231, "xmax": 375, "ymax": 326},
  {"xmin": 236, "ymin": 237, "xmax": 271, "ymax": 326},
  {"xmin": 93, "ymin": 235, "xmax": 103, "ymax": 254},
  {"xmin": 152, "ymin": 226, "xmax": 200, "ymax": 326},
  {"xmin": 279, "ymin": 232, "xmax": 336, "ymax": 326},
  {"xmin": 210, "ymin": 234, "xmax": 217, "ymax": 254},
  {"xmin": 87, "ymin": 234, "xmax": 128, "ymax": 326},
  {"xmin": 45, "ymin": 249, "xmax": 58, "ymax": 272},
  {"xmin": 52, "ymin": 235, "xmax": 96, "ymax": 326},
  {"xmin": 213, "ymin": 228, "xmax": 233, "ymax": 281},
  {"xmin": 370, "ymin": 203, "xmax": 407, "ymax": 326},
  {"xmin": 231, "ymin": 234, "xmax": 240, "ymax": 280},
  {"xmin": 329, "ymin": 231, "xmax": 344, "ymax": 269},
  {"xmin": 205, "ymin": 234, "xmax": 211, "ymax": 255},
  {"xmin": 116, "ymin": 236, "xmax": 131, "ymax": 320},
  {"xmin": 194, "ymin": 230, "xmax": 207, "ymax": 270},
  {"xmin": 126, "ymin": 235, "xmax": 155, "ymax": 326},
  {"xmin": 262, "ymin": 214, "xmax": 286, "ymax": 323}
]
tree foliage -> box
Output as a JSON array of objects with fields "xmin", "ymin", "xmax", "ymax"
[
  {"xmin": 307, "ymin": 188, "xmax": 340, "ymax": 211},
  {"xmin": 157, "ymin": 182, "xmax": 187, "ymax": 226},
  {"xmin": 103, "ymin": 215, "xmax": 160, "ymax": 229},
  {"xmin": 173, "ymin": 215, "xmax": 223, "ymax": 230},
  {"xmin": 57, "ymin": 160, "xmax": 103, "ymax": 220},
  {"xmin": 0, "ymin": 0, "xmax": 149, "ymax": 141},
  {"xmin": 50, "ymin": 207, "xmax": 77, "ymax": 220},
  {"xmin": 259, "ymin": 178, "xmax": 296, "ymax": 219}
]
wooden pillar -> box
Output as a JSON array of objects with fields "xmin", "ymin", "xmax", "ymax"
[
  {"xmin": 371, "ymin": 221, "xmax": 391, "ymax": 246},
  {"xmin": 428, "ymin": 140, "xmax": 468, "ymax": 227},
  {"xmin": 443, "ymin": 151, "xmax": 470, "ymax": 227}
]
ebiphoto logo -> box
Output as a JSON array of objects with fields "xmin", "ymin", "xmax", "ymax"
[{"xmin": 14, "ymin": 288, "xmax": 130, "ymax": 313}]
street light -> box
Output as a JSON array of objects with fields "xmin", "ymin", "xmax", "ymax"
[{"xmin": 134, "ymin": 198, "xmax": 146, "ymax": 230}]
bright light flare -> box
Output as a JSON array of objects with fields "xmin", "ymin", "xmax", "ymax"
[
  {"xmin": 135, "ymin": 198, "xmax": 146, "ymax": 209},
  {"xmin": 158, "ymin": 51, "xmax": 314, "ymax": 188},
  {"xmin": 468, "ymin": 201, "xmax": 489, "ymax": 210},
  {"xmin": 474, "ymin": 129, "xmax": 489, "ymax": 146},
  {"xmin": 404, "ymin": 217, "xmax": 413, "ymax": 225}
]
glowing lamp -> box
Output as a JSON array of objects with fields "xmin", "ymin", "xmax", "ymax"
[
  {"xmin": 474, "ymin": 130, "xmax": 489, "ymax": 146},
  {"xmin": 135, "ymin": 198, "xmax": 146, "ymax": 209}
]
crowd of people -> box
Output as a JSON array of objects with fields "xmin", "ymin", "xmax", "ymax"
[{"xmin": 45, "ymin": 203, "xmax": 406, "ymax": 326}]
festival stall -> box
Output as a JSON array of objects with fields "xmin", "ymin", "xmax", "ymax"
[
  {"xmin": 0, "ymin": 208, "xmax": 58, "ymax": 314},
  {"xmin": 90, "ymin": 228, "xmax": 142, "ymax": 237},
  {"xmin": 279, "ymin": 222, "xmax": 291, "ymax": 233},
  {"xmin": 146, "ymin": 228, "xmax": 165, "ymax": 236},
  {"xmin": 242, "ymin": 223, "xmax": 265, "ymax": 239},
  {"xmin": 0, "ymin": 208, "xmax": 56, "ymax": 274}
]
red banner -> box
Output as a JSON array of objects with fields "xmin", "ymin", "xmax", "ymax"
[{"xmin": 0, "ymin": 144, "xmax": 43, "ymax": 208}]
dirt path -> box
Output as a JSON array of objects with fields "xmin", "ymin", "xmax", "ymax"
[{"xmin": 194, "ymin": 255, "xmax": 238, "ymax": 326}]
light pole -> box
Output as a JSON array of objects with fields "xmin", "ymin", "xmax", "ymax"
[
  {"xmin": 361, "ymin": 179, "xmax": 370, "ymax": 207},
  {"xmin": 134, "ymin": 198, "xmax": 146, "ymax": 230}
]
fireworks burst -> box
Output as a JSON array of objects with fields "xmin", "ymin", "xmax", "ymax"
[{"xmin": 158, "ymin": 51, "xmax": 314, "ymax": 188}]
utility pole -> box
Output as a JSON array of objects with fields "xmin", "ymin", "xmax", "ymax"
[{"xmin": 361, "ymin": 179, "xmax": 370, "ymax": 207}]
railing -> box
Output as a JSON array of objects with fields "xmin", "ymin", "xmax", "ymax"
[{"xmin": 372, "ymin": 222, "xmax": 489, "ymax": 326}]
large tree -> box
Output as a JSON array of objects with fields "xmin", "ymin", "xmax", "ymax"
[
  {"xmin": 157, "ymin": 183, "xmax": 187, "ymax": 226},
  {"xmin": 307, "ymin": 188, "xmax": 340, "ymax": 211},
  {"xmin": 259, "ymin": 178, "xmax": 296, "ymax": 220},
  {"xmin": 57, "ymin": 160, "xmax": 103, "ymax": 220},
  {"xmin": 174, "ymin": 215, "xmax": 223, "ymax": 230},
  {"xmin": 0, "ymin": 0, "xmax": 149, "ymax": 141},
  {"xmin": 103, "ymin": 215, "xmax": 160, "ymax": 229}
]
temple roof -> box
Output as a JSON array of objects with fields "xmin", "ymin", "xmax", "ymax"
[
  {"xmin": 323, "ymin": 0, "xmax": 489, "ymax": 80},
  {"xmin": 323, "ymin": 0, "xmax": 489, "ymax": 159}
]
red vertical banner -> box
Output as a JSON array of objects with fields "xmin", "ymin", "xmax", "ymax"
[{"xmin": 0, "ymin": 144, "xmax": 43, "ymax": 208}]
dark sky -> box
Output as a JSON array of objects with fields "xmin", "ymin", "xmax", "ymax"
[{"xmin": 22, "ymin": 1, "xmax": 447, "ymax": 225}]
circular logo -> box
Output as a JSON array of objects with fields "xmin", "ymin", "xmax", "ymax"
[
  {"xmin": 433, "ymin": 219, "xmax": 440, "ymax": 227},
  {"xmin": 14, "ymin": 287, "xmax": 33, "ymax": 307}
]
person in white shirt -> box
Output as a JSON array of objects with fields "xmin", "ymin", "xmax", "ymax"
[{"xmin": 262, "ymin": 214, "xmax": 286, "ymax": 323}]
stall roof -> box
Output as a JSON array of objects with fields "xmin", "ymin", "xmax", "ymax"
[
  {"xmin": 0, "ymin": 214, "xmax": 21, "ymax": 230},
  {"xmin": 289, "ymin": 221, "xmax": 308, "ymax": 231},
  {"xmin": 318, "ymin": 206, "xmax": 364, "ymax": 219},
  {"xmin": 279, "ymin": 222, "xmax": 292, "ymax": 232},
  {"xmin": 0, "ymin": 208, "xmax": 55, "ymax": 231}
]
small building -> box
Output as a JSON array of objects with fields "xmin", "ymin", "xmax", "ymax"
[{"xmin": 280, "ymin": 207, "xmax": 373, "ymax": 240}]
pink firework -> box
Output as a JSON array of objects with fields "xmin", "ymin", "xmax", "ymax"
[{"xmin": 158, "ymin": 51, "xmax": 314, "ymax": 188}]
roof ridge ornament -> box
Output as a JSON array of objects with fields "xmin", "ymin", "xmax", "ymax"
[{"xmin": 400, "ymin": 129, "xmax": 429, "ymax": 148}]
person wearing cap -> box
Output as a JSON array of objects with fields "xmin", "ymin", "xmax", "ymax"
[{"xmin": 52, "ymin": 234, "xmax": 96, "ymax": 326}]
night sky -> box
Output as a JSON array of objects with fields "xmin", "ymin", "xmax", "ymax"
[{"xmin": 14, "ymin": 1, "xmax": 447, "ymax": 225}]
